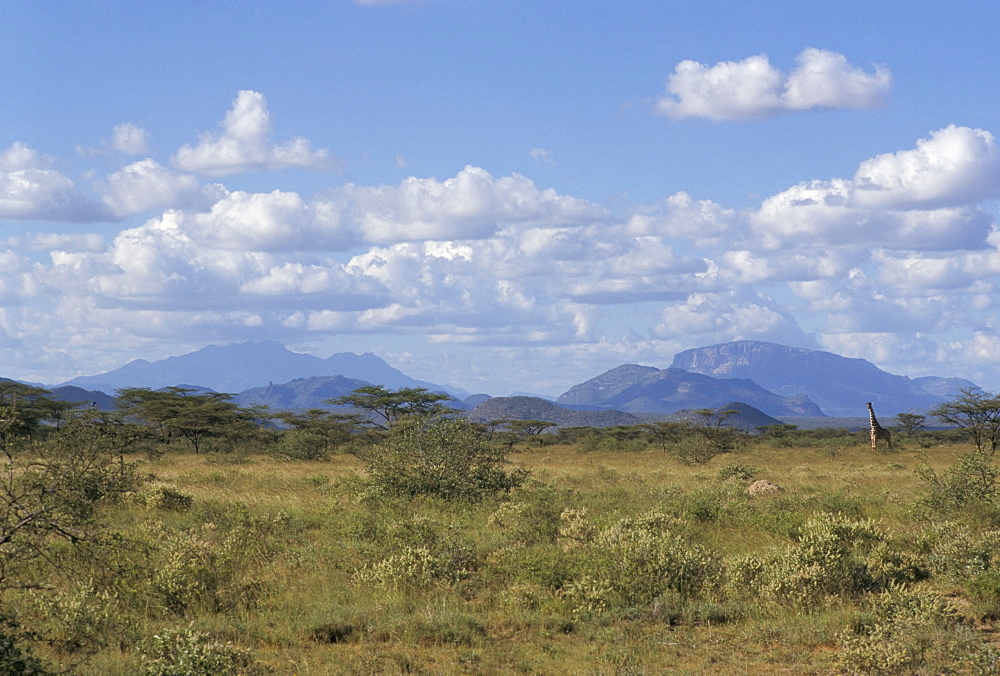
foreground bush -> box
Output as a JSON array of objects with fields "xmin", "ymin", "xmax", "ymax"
[
  {"xmin": 362, "ymin": 418, "xmax": 528, "ymax": 501},
  {"xmin": 140, "ymin": 627, "xmax": 265, "ymax": 676}
]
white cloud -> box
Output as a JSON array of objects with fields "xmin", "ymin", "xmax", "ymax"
[
  {"xmin": 172, "ymin": 90, "xmax": 330, "ymax": 176},
  {"xmin": 752, "ymin": 126, "xmax": 999, "ymax": 251},
  {"xmin": 0, "ymin": 143, "xmax": 109, "ymax": 222},
  {"xmin": 99, "ymin": 159, "xmax": 212, "ymax": 218},
  {"xmin": 852, "ymin": 125, "xmax": 1000, "ymax": 209},
  {"xmin": 1, "ymin": 232, "xmax": 105, "ymax": 253},
  {"xmin": 110, "ymin": 123, "xmax": 151, "ymax": 155},
  {"xmin": 529, "ymin": 147, "xmax": 556, "ymax": 165},
  {"xmin": 657, "ymin": 48, "xmax": 891, "ymax": 121},
  {"xmin": 342, "ymin": 165, "xmax": 608, "ymax": 244},
  {"xmin": 651, "ymin": 292, "xmax": 810, "ymax": 346}
]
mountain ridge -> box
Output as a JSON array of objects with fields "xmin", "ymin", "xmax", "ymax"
[
  {"xmin": 58, "ymin": 340, "xmax": 460, "ymax": 397},
  {"xmin": 669, "ymin": 340, "xmax": 975, "ymax": 416}
]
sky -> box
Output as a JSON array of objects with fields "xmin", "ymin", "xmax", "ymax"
[{"xmin": 1, "ymin": 0, "xmax": 999, "ymax": 398}]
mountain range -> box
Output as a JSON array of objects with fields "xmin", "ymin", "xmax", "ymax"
[
  {"xmin": 669, "ymin": 341, "xmax": 973, "ymax": 416},
  {"xmin": 60, "ymin": 340, "xmax": 463, "ymax": 398},
  {"xmin": 29, "ymin": 339, "xmax": 978, "ymax": 423}
]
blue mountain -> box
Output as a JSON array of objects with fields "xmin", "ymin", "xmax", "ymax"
[{"xmin": 58, "ymin": 340, "xmax": 459, "ymax": 397}]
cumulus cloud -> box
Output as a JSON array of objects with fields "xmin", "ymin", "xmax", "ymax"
[
  {"xmin": 340, "ymin": 165, "xmax": 608, "ymax": 244},
  {"xmin": 6, "ymin": 107, "xmax": 1000, "ymax": 394},
  {"xmin": 172, "ymin": 90, "xmax": 330, "ymax": 176},
  {"xmin": 752, "ymin": 126, "xmax": 999, "ymax": 251},
  {"xmin": 651, "ymin": 292, "xmax": 810, "ymax": 347},
  {"xmin": 852, "ymin": 125, "xmax": 1000, "ymax": 209},
  {"xmin": 657, "ymin": 48, "xmax": 891, "ymax": 121},
  {"xmin": 0, "ymin": 143, "xmax": 109, "ymax": 222},
  {"xmin": 99, "ymin": 159, "xmax": 217, "ymax": 218}
]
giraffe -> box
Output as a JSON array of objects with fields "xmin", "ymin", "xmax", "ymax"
[{"xmin": 866, "ymin": 402, "xmax": 893, "ymax": 452}]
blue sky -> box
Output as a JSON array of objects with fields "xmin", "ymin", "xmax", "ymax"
[{"xmin": 1, "ymin": 0, "xmax": 999, "ymax": 398}]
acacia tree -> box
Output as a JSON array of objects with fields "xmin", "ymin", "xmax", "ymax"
[
  {"xmin": 896, "ymin": 412, "xmax": 927, "ymax": 438},
  {"xmin": 326, "ymin": 385, "xmax": 457, "ymax": 431},
  {"xmin": 930, "ymin": 388, "xmax": 1000, "ymax": 455},
  {"xmin": 1, "ymin": 407, "xmax": 143, "ymax": 673},
  {"xmin": 117, "ymin": 387, "xmax": 254, "ymax": 454},
  {"xmin": 363, "ymin": 418, "xmax": 528, "ymax": 500},
  {"xmin": 0, "ymin": 381, "xmax": 75, "ymax": 442}
]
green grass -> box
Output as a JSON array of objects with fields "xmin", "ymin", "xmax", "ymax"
[{"xmin": 8, "ymin": 435, "xmax": 1000, "ymax": 674}]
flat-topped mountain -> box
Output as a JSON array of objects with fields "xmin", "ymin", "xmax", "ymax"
[
  {"xmin": 557, "ymin": 365, "xmax": 823, "ymax": 418},
  {"xmin": 670, "ymin": 340, "xmax": 974, "ymax": 416}
]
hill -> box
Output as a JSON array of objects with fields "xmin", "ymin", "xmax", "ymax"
[
  {"xmin": 557, "ymin": 365, "xmax": 823, "ymax": 418},
  {"xmin": 233, "ymin": 375, "xmax": 373, "ymax": 411},
  {"xmin": 467, "ymin": 396, "xmax": 639, "ymax": 428},
  {"xmin": 669, "ymin": 340, "xmax": 974, "ymax": 416}
]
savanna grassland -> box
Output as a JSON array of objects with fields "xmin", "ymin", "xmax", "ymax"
[{"xmin": 5, "ymin": 411, "xmax": 1000, "ymax": 675}]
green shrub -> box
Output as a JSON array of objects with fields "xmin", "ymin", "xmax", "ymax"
[
  {"xmin": 271, "ymin": 429, "xmax": 330, "ymax": 461},
  {"xmin": 726, "ymin": 513, "xmax": 920, "ymax": 607},
  {"xmin": 355, "ymin": 543, "xmax": 476, "ymax": 588},
  {"xmin": 915, "ymin": 521, "xmax": 1000, "ymax": 580},
  {"xmin": 837, "ymin": 585, "xmax": 967, "ymax": 675},
  {"xmin": 129, "ymin": 482, "xmax": 194, "ymax": 510},
  {"xmin": 717, "ymin": 463, "xmax": 757, "ymax": 482},
  {"xmin": 917, "ymin": 449, "xmax": 1000, "ymax": 512},
  {"xmin": 140, "ymin": 626, "xmax": 265, "ymax": 676},
  {"xmin": 967, "ymin": 569, "xmax": 1000, "ymax": 608},
  {"xmin": 591, "ymin": 511, "xmax": 720, "ymax": 604},
  {"xmin": 362, "ymin": 418, "xmax": 528, "ymax": 501},
  {"xmin": 142, "ymin": 518, "xmax": 271, "ymax": 615},
  {"xmin": 27, "ymin": 584, "xmax": 130, "ymax": 654}
]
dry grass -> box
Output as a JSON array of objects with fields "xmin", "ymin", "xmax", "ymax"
[{"xmin": 12, "ymin": 435, "xmax": 1000, "ymax": 675}]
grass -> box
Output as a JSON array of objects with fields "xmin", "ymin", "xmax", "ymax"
[{"xmin": 8, "ymin": 433, "xmax": 1000, "ymax": 674}]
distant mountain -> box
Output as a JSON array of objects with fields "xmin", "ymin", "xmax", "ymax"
[
  {"xmin": 467, "ymin": 396, "xmax": 640, "ymax": 428},
  {"xmin": 462, "ymin": 394, "xmax": 493, "ymax": 410},
  {"xmin": 557, "ymin": 365, "xmax": 823, "ymax": 418},
  {"xmin": 49, "ymin": 385, "xmax": 118, "ymax": 411},
  {"xmin": 233, "ymin": 375, "xmax": 372, "ymax": 411},
  {"xmin": 669, "ymin": 340, "xmax": 971, "ymax": 416},
  {"xmin": 911, "ymin": 376, "xmax": 978, "ymax": 398},
  {"xmin": 58, "ymin": 340, "xmax": 456, "ymax": 396}
]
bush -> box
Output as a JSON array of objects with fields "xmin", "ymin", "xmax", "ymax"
[
  {"xmin": 362, "ymin": 418, "xmax": 528, "ymax": 501},
  {"xmin": 140, "ymin": 626, "xmax": 265, "ymax": 676},
  {"xmin": 915, "ymin": 521, "xmax": 1000, "ymax": 580},
  {"xmin": 917, "ymin": 449, "xmax": 1000, "ymax": 512},
  {"xmin": 27, "ymin": 584, "xmax": 129, "ymax": 654},
  {"xmin": 355, "ymin": 543, "xmax": 477, "ymax": 588},
  {"xmin": 129, "ymin": 482, "xmax": 194, "ymax": 510},
  {"xmin": 271, "ymin": 429, "xmax": 330, "ymax": 461},
  {"xmin": 837, "ymin": 585, "xmax": 967, "ymax": 675},
  {"xmin": 726, "ymin": 513, "xmax": 923, "ymax": 607},
  {"xmin": 589, "ymin": 511, "xmax": 721, "ymax": 605},
  {"xmin": 717, "ymin": 463, "xmax": 757, "ymax": 482}
]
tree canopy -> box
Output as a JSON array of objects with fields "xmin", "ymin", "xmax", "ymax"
[
  {"xmin": 117, "ymin": 387, "xmax": 253, "ymax": 454},
  {"xmin": 325, "ymin": 385, "xmax": 457, "ymax": 430}
]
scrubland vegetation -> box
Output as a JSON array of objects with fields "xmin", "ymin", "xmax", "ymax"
[{"xmin": 4, "ymin": 382, "xmax": 1000, "ymax": 674}]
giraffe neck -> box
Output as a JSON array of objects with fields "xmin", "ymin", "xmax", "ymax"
[{"xmin": 868, "ymin": 406, "xmax": 882, "ymax": 430}]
